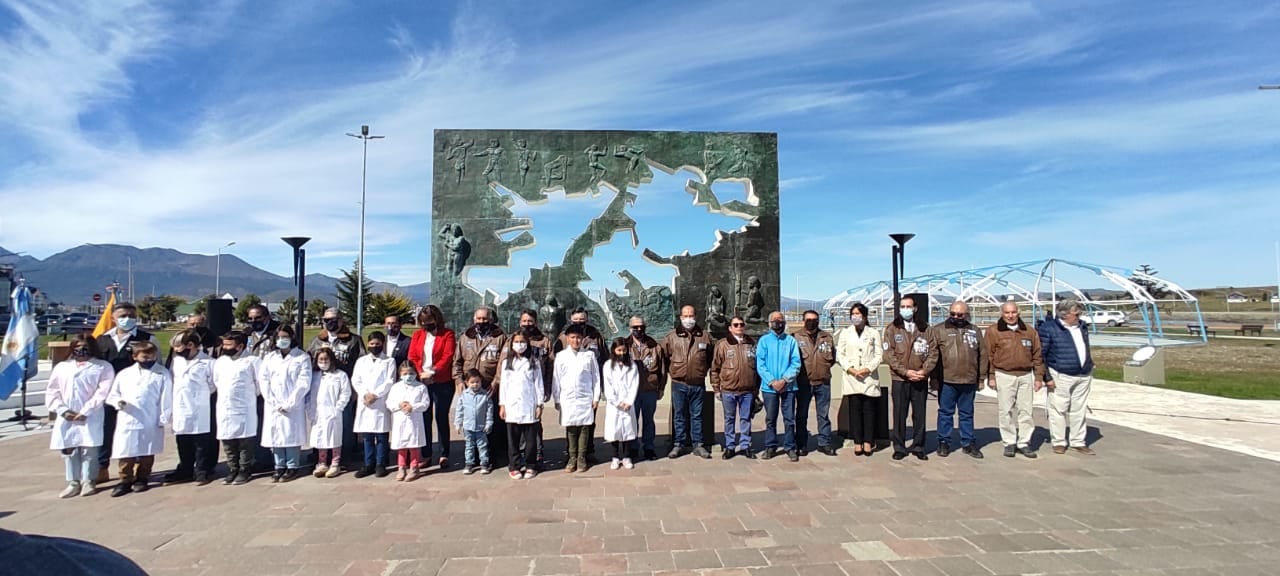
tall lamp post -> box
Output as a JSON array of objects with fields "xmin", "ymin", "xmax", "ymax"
[
  {"xmin": 282, "ymin": 237, "xmax": 310, "ymax": 341},
  {"xmin": 890, "ymin": 234, "xmax": 915, "ymax": 320},
  {"xmin": 346, "ymin": 125, "xmax": 384, "ymax": 336},
  {"xmin": 1262, "ymin": 86, "xmax": 1280, "ymax": 329},
  {"xmin": 215, "ymin": 241, "xmax": 236, "ymax": 298}
]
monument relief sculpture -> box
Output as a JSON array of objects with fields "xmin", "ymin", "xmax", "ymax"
[{"xmin": 473, "ymin": 138, "xmax": 505, "ymax": 182}]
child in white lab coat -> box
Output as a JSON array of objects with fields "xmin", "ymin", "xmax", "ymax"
[
  {"xmin": 309, "ymin": 348, "xmax": 352, "ymax": 478},
  {"xmin": 386, "ymin": 361, "xmax": 430, "ymax": 481},
  {"xmin": 602, "ymin": 338, "xmax": 639, "ymax": 470},
  {"xmin": 166, "ymin": 329, "xmax": 217, "ymax": 485},
  {"xmin": 214, "ymin": 331, "xmax": 262, "ymax": 486},
  {"xmin": 499, "ymin": 332, "xmax": 543, "ymax": 479},
  {"xmin": 553, "ymin": 324, "xmax": 600, "ymax": 473},
  {"xmin": 259, "ymin": 325, "xmax": 312, "ymax": 483},
  {"xmin": 351, "ymin": 332, "xmax": 396, "ymax": 478},
  {"xmin": 46, "ymin": 334, "xmax": 115, "ymax": 498},
  {"xmin": 106, "ymin": 341, "xmax": 172, "ymax": 497}
]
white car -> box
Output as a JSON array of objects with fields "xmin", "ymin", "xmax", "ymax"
[{"xmin": 1083, "ymin": 310, "xmax": 1127, "ymax": 327}]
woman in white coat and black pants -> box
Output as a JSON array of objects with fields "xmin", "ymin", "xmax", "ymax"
[
  {"xmin": 836, "ymin": 302, "xmax": 883, "ymax": 457},
  {"xmin": 46, "ymin": 335, "xmax": 115, "ymax": 498},
  {"xmin": 259, "ymin": 325, "xmax": 313, "ymax": 483},
  {"xmin": 602, "ymin": 338, "xmax": 640, "ymax": 470}
]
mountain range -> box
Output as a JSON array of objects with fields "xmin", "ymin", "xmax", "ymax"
[{"xmin": 0, "ymin": 244, "xmax": 429, "ymax": 306}]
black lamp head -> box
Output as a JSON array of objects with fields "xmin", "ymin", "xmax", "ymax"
[
  {"xmin": 282, "ymin": 237, "xmax": 311, "ymax": 249},
  {"xmin": 361, "ymin": 125, "xmax": 369, "ymax": 136},
  {"xmin": 889, "ymin": 233, "xmax": 915, "ymax": 247}
]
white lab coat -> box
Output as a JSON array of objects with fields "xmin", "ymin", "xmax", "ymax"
[
  {"xmin": 170, "ymin": 352, "xmax": 215, "ymax": 435},
  {"xmin": 214, "ymin": 353, "xmax": 261, "ymax": 440},
  {"xmin": 385, "ymin": 381, "xmax": 430, "ymax": 450},
  {"xmin": 351, "ymin": 353, "xmax": 396, "ymax": 434},
  {"xmin": 46, "ymin": 359, "xmax": 115, "ymax": 450},
  {"xmin": 259, "ymin": 348, "xmax": 313, "ymax": 448},
  {"xmin": 602, "ymin": 360, "xmax": 639, "ymax": 442},
  {"xmin": 106, "ymin": 364, "xmax": 173, "ymax": 459},
  {"xmin": 553, "ymin": 348, "xmax": 600, "ymax": 427},
  {"xmin": 499, "ymin": 357, "xmax": 543, "ymax": 424},
  {"xmin": 308, "ymin": 369, "xmax": 352, "ymax": 449}
]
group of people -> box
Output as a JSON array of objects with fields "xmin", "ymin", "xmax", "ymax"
[{"xmin": 45, "ymin": 294, "xmax": 1097, "ymax": 498}]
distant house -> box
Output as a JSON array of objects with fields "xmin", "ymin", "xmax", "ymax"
[{"xmin": 1226, "ymin": 292, "xmax": 1248, "ymax": 304}]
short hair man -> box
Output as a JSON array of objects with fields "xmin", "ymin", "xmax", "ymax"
[
  {"xmin": 986, "ymin": 302, "xmax": 1045, "ymax": 458},
  {"xmin": 307, "ymin": 307, "xmax": 365, "ymax": 468},
  {"xmin": 1037, "ymin": 298, "xmax": 1096, "ymax": 455},
  {"xmin": 882, "ymin": 296, "xmax": 936, "ymax": 460},
  {"xmin": 94, "ymin": 301, "xmax": 158, "ymax": 483},
  {"xmin": 660, "ymin": 305, "xmax": 714, "ymax": 459},
  {"xmin": 454, "ymin": 306, "xmax": 508, "ymax": 466},
  {"xmin": 556, "ymin": 307, "xmax": 607, "ymax": 462},
  {"xmin": 628, "ymin": 315, "xmax": 667, "ymax": 461},
  {"xmin": 712, "ymin": 315, "xmax": 758, "ymax": 459},
  {"xmin": 793, "ymin": 309, "xmax": 838, "ymax": 457},
  {"xmin": 929, "ymin": 301, "xmax": 987, "ymax": 459},
  {"xmin": 756, "ymin": 311, "xmax": 802, "ymax": 461},
  {"xmin": 383, "ymin": 315, "xmax": 411, "ymax": 366}
]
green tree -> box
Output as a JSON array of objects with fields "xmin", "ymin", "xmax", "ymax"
[
  {"xmin": 335, "ymin": 259, "xmax": 372, "ymax": 327},
  {"xmin": 139, "ymin": 295, "xmax": 185, "ymax": 323},
  {"xmin": 191, "ymin": 293, "xmax": 216, "ymax": 316},
  {"xmin": 234, "ymin": 293, "xmax": 262, "ymax": 324},
  {"xmin": 306, "ymin": 298, "xmax": 328, "ymax": 326},
  {"xmin": 276, "ymin": 297, "xmax": 298, "ymax": 327},
  {"xmin": 1130, "ymin": 264, "xmax": 1169, "ymax": 300},
  {"xmin": 368, "ymin": 289, "xmax": 414, "ymax": 325}
]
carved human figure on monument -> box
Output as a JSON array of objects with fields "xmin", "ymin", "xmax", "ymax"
[
  {"xmin": 446, "ymin": 135, "xmax": 474, "ymax": 183},
  {"xmin": 742, "ymin": 275, "xmax": 765, "ymax": 324},
  {"xmin": 707, "ymin": 284, "xmax": 729, "ymax": 339},
  {"xmin": 439, "ymin": 224, "xmax": 471, "ymax": 277},
  {"xmin": 584, "ymin": 144, "xmax": 607, "ymax": 180},
  {"xmin": 473, "ymin": 138, "xmax": 504, "ymax": 182},
  {"xmin": 515, "ymin": 139, "xmax": 538, "ymax": 185},
  {"xmin": 539, "ymin": 293, "xmax": 566, "ymax": 340},
  {"xmin": 613, "ymin": 143, "xmax": 645, "ymax": 172},
  {"xmin": 542, "ymin": 154, "xmax": 569, "ymax": 188}
]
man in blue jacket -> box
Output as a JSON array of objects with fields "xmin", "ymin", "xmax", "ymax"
[
  {"xmin": 1036, "ymin": 298, "xmax": 1096, "ymax": 455},
  {"xmin": 756, "ymin": 311, "xmax": 802, "ymax": 461}
]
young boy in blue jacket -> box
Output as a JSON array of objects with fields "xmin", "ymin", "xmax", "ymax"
[{"xmin": 454, "ymin": 369, "xmax": 494, "ymax": 474}]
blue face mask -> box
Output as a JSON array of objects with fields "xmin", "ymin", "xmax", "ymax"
[
  {"xmin": 116, "ymin": 317, "xmax": 138, "ymax": 331},
  {"xmin": 900, "ymin": 308, "xmax": 915, "ymax": 321}
]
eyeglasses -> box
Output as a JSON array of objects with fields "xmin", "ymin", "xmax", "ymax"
[{"xmin": 730, "ymin": 322, "xmax": 745, "ymax": 327}]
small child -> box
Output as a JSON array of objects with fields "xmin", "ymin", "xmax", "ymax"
[
  {"xmin": 499, "ymin": 333, "xmax": 543, "ymax": 479},
  {"xmin": 602, "ymin": 338, "xmax": 639, "ymax": 470},
  {"xmin": 352, "ymin": 332, "xmax": 396, "ymax": 478},
  {"xmin": 213, "ymin": 332, "xmax": 261, "ymax": 486},
  {"xmin": 553, "ymin": 324, "xmax": 600, "ymax": 473},
  {"xmin": 259, "ymin": 325, "xmax": 312, "ymax": 483},
  {"xmin": 105, "ymin": 341, "xmax": 172, "ymax": 497},
  {"xmin": 386, "ymin": 361, "xmax": 430, "ymax": 481},
  {"xmin": 167, "ymin": 329, "xmax": 217, "ymax": 485},
  {"xmin": 46, "ymin": 335, "xmax": 115, "ymax": 498},
  {"xmin": 455, "ymin": 369, "xmax": 494, "ymax": 475},
  {"xmin": 309, "ymin": 348, "xmax": 352, "ymax": 478}
]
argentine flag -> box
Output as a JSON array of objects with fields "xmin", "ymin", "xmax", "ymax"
[{"xmin": 0, "ymin": 285, "xmax": 38, "ymax": 401}]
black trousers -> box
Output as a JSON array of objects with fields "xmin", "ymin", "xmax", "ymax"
[
  {"xmin": 506, "ymin": 423, "xmax": 537, "ymax": 472},
  {"xmin": 489, "ymin": 400, "xmax": 508, "ymax": 465},
  {"xmin": 253, "ymin": 398, "xmax": 273, "ymax": 471},
  {"xmin": 422, "ymin": 383, "xmax": 455, "ymax": 461},
  {"xmin": 847, "ymin": 395, "xmax": 878, "ymax": 446},
  {"xmin": 891, "ymin": 380, "xmax": 929, "ymax": 453},
  {"xmin": 98, "ymin": 405, "xmax": 117, "ymax": 470},
  {"xmin": 176, "ymin": 432, "xmax": 219, "ymax": 475},
  {"xmin": 338, "ymin": 401, "xmax": 359, "ymax": 468},
  {"xmin": 222, "ymin": 437, "xmax": 256, "ymax": 474}
]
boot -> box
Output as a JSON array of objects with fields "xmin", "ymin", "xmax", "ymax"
[
  {"xmin": 272, "ymin": 468, "xmax": 285, "ymax": 483},
  {"xmin": 354, "ymin": 466, "xmax": 373, "ymax": 479},
  {"xmin": 223, "ymin": 468, "xmax": 239, "ymax": 485},
  {"xmin": 232, "ymin": 470, "xmax": 251, "ymax": 485}
]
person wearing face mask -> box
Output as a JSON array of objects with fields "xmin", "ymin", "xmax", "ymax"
[
  {"xmin": 454, "ymin": 306, "xmax": 508, "ymax": 467},
  {"xmin": 408, "ymin": 305, "xmax": 457, "ymax": 468},
  {"xmin": 928, "ymin": 301, "xmax": 987, "ymax": 459},
  {"xmin": 244, "ymin": 304, "xmax": 281, "ymax": 359},
  {"xmin": 496, "ymin": 310, "xmax": 554, "ymax": 469},
  {"xmin": 307, "ymin": 308, "xmax": 364, "ymax": 468},
  {"xmin": 755, "ymin": 311, "xmax": 802, "ymax": 461},
  {"xmin": 93, "ymin": 302, "xmax": 157, "ymax": 485},
  {"xmin": 213, "ymin": 331, "xmax": 262, "ymax": 485},
  {"xmin": 883, "ymin": 296, "xmax": 937, "ymax": 461},
  {"xmin": 165, "ymin": 330, "xmax": 218, "ymax": 485},
  {"xmin": 353, "ymin": 332, "xmax": 397, "ymax": 478},
  {"xmin": 554, "ymin": 307, "xmax": 606, "ymax": 462},
  {"xmin": 262, "ymin": 325, "xmax": 314, "ymax": 482},
  {"xmin": 309, "ymin": 347, "xmax": 352, "ymax": 478},
  {"xmin": 627, "ymin": 316, "xmax": 666, "ymax": 461},
  {"xmin": 792, "ymin": 309, "xmax": 838, "ymax": 457},
  {"xmin": 46, "ymin": 334, "xmax": 115, "ymax": 498},
  {"xmin": 105, "ymin": 341, "xmax": 172, "ymax": 497},
  {"xmin": 660, "ymin": 305, "xmax": 714, "ymax": 459},
  {"xmin": 836, "ymin": 303, "xmax": 882, "ymax": 457},
  {"xmin": 711, "ymin": 315, "xmax": 759, "ymax": 459},
  {"xmin": 383, "ymin": 315, "xmax": 411, "ymax": 366},
  {"xmin": 164, "ymin": 314, "xmax": 218, "ymax": 367}
]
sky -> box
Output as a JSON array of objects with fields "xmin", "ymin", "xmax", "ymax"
[{"xmin": 1, "ymin": 0, "xmax": 1278, "ymax": 302}]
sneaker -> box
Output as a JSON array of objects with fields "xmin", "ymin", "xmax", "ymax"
[
  {"xmin": 463, "ymin": 466, "xmax": 477, "ymax": 476},
  {"xmin": 692, "ymin": 447, "xmax": 712, "ymax": 459},
  {"xmin": 741, "ymin": 451, "xmax": 757, "ymax": 460},
  {"xmin": 1003, "ymin": 445, "xmax": 1017, "ymax": 458},
  {"xmin": 1019, "ymin": 447, "xmax": 1038, "ymax": 459},
  {"xmin": 509, "ymin": 470, "xmax": 522, "ymax": 479},
  {"xmin": 481, "ymin": 465, "xmax": 493, "ymax": 475},
  {"xmin": 761, "ymin": 448, "xmax": 778, "ymax": 460},
  {"xmin": 354, "ymin": 466, "xmax": 372, "ymax": 478},
  {"xmin": 375, "ymin": 466, "xmax": 390, "ymax": 478},
  {"xmin": 223, "ymin": 469, "xmax": 239, "ymax": 485},
  {"xmin": 523, "ymin": 469, "xmax": 539, "ymax": 479},
  {"xmin": 565, "ymin": 461, "xmax": 578, "ymax": 474},
  {"xmin": 80, "ymin": 482, "xmax": 96, "ymax": 497},
  {"xmin": 722, "ymin": 449, "xmax": 735, "ymax": 460},
  {"xmin": 962, "ymin": 446, "xmax": 984, "ymax": 459},
  {"xmin": 325, "ymin": 465, "xmax": 341, "ymax": 478},
  {"xmin": 438, "ymin": 457, "xmax": 449, "ymax": 468},
  {"xmin": 1072, "ymin": 446, "xmax": 1096, "ymax": 456},
  {"xmin": 396, "ymin": 468, "xmax": 407, "ymax": 482},
  {"xmin": 271, "ymin": 469, "xmax": 284, "ymax": 483},
  {"xmin": 133, "ymin": 481, "xmax": 149, "ymax": 493},
  {"xmin": 577, "ymin": 458, "xmax": 588, "ymax": 472},
  {"xmin": 59, "ymin": 482, "xmax": 80, "ymax": 499},
  {"xmin": 937, "ymin": 443, "xmax": 952, "ymax": 458},
  {"xmin": 621, "ymin": 458, "xmax": 634, "ymax": 470},
  {"xmin": 787, "ymin": 450, "xmax": 800, "ymax": 462},
  {"xmin": 667, "ymin": 446, "xmax": 684, "ymax": 459},
  {"xmin": 195, "ymin": 473, "xmax": 212, "ymax": 486},
  {"xmin": 1052, "ymin": 446, "xmax": 1067, "ymax": 455},
  {"xmin": 233, "ymin": 471, "xmax": 251, "ymax": 485},
  {"xmin": 281, "ymin": 469, "xmax": 299, "ymax": 482},
  {"xmin": 110, "ymin": 484, "xmax": 132, "ymax": 498},
  {"xmin": 313, "ymin": 463, "xmax": 328, "ymax": 478},
  {"xmin": 609, "ymin": 458, "xmax": 621, "ymax": 470}
]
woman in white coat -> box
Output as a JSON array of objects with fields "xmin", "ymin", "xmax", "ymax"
[
  {"xmin": 309, "ymin": 348, "xmax": 352, "ymax": 478},
  {"xmin": 553, "ymin": 325, "xmax": 600, "ymax": 473},
  {"xmin": 836, "ymin": 302, "xmax": 882, "ymax": 457},
  {"xmin": 46, "ymin": 335, "xmax": 115, "ymax": 498},
  {"xmin": 385, "ymin": 362, "xmax": 430, "ymax": 481},
  {"xmin": 602, "ymin": 338, "xmax": 639, "ymax": 470},
  {"xmin": 351, "ymin": 332, "xmax": 396, "ymax": 478},
  {"xmin": 499, "ymin": 331, "xmax": 544, "ymax": 479},
  {"xmin": 259, "ymin": 325, "xmax": 313, "ymax": 482},
  {"xmin": 214, "ymin": 332, "xmax": 262, "ymax": 486},
  {"xmin": 105, "ymin": 341, "xmax": 172, "ymax": 497}
]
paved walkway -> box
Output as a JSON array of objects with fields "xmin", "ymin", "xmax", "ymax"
[{"xmin": 2, "ymin": 385, "xmax": 1279, "ymax": 575}]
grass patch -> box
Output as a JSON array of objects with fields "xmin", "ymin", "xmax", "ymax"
[{"xmin": 1094, "ymin": 365, "xmax": 1280, "ymax": 400}]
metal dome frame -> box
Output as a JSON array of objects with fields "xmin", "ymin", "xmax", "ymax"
[{"xmin": 821, "ymin": 258, "xmax": 1206, "ymax": 347}]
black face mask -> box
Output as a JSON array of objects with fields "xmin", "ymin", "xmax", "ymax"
[
  {"xmin": 803, "ymin": 319, "xmax": 818, "ymax": 332},
  {"xmin": 220, "ymin": 348, "xmax": 239, "ymax": 358},
  {"xmin": 770, "ymin": 321, "xmax": 786, "ymax": 334},
  {"xmin": 947, "ymin": 316, "xmax": 968, "ymax": 327},
  {"xmin": 423, "ymin": 323, "xmax": 437, "ymax": 333},
  {"xmin": 72, "ymin": 348, "xmax": 91, "ymax": 359},
  {"xmin": 572, "ymin": 320, "xmax": 586, "ymax": 326},
  {"xmin": 385, "ymin": 327, "xmax": 400, "ymax": 336},
  {"xmin": 138, "ymin": 360, "xmax": 156, "ymax": 370},
  {"xmin": 631, "ymin": 327, "xmax": 645, "ymax": 338},
  {"xmin": 323, "ymin": 319, "xmax": 340, "ymax": 332},
  {"xmin": 475, "ymin": 321, "xmax": 491, "ymax": 335},
  {"xmin": 522, "ymin": 325, "xmax": 538, "ymax": 338},
  {"xmin": 368, "ymin": 346, "xmax": 384, "ymax": 356},
  {"xmin": 249, "ymin": 320, "xmax": 266, "ymax": 333}
]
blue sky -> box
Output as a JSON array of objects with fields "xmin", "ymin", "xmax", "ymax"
[{"xmin": 1, "ymin": 0, "xmax": 1278, "ymax": 301}]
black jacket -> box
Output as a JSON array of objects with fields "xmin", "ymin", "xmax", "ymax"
[{"xmin": 96, "ymin": 329, "xmax": 155, "ymax": 373}]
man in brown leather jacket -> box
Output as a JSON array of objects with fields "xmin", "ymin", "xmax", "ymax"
[
  {"xmin": 661, "ymin": 305, "xmax": 713, "ymax": 459},
  {"xmin": 986, "ymin": 301, "xmax": 1044, "ymax": 459},
  {"xmin": 882, "ymin": 296, "xmax": 936, "ymax": 461},
  {"xmin": 928, "ymin": 301, "xmax": 987, "ymax": 459},
  {"xmin": 628, "ymin": 316, "xmax": 667, "ymax": 461},
  {"xmin": 794, "ymin": 310, "xmax": 838, "ymax": 456},
  {"xmin": 454, "ymin": 307, "xmax": 508, "ymax": 464},
  {"xmin": 712, "ymin": 315, "xmax": 758, "ymax": 459}
]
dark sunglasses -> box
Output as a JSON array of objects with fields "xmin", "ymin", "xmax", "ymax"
[
  {"xmin": 949, "ymin": 313, "xmax": 967, "ymax": 318},
  {"xmin": 730, "ymin": 322, "xmax": 746, "ymax": 327}
]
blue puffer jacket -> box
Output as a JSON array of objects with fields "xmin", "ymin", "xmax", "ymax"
[{"xmin": 1037, "ymin": 318, "xmax": 1094, "ymax": 377}]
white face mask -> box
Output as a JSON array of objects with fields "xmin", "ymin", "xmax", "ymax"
[
  {"xmin": 900, "ymin": 307, "xmax": 915, "ymax": 321},
  {"xmin": 276, "ymin": 338, "xmax": 291, "ymax": 350},
  {"xmin": 850, "ymin": 316, "xmax": 865, "ymax": 327},
  {"xmin": 512, "ymin": 342, "xmax": 528, "ymax": 354},
  {"xmin": 681, "ymin": 317, "xmax": 696, "ymax": 330},
  {"xmin": 317, "ymin": 362, "xmax": 331, "ymax": 372},
  {"xmin": 116, "ymin": 317, "xmax": 137, "ymax": 331}
]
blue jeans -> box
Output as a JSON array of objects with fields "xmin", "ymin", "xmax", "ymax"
[
  {"xmin": 271, "ymin": 446, "xmax": 301, "ymax": 469},
  {"xmin": 671, "ymin": 382, "xmax": 704, "ymax": 447},
  {"xmin": 763, "ymin": 390, "xmax": 796, "ymax": 450},
  {"xmin": 937, "ymin": 383, "xmax": 977, "ymax": 447},
  {"xmin": 634, "ymin": 391, "xmax": 658, "ymax": 453},
  {"xmin": 464, "ymin": 429, "xmax": 490, "ymax": 468},
  {"xmin": 361, "ymin": 433, "xmax": 390, "ymax": 468},
  {"xmin": 721, "ymin": 391, "xmax": 753, "ymax": 451},
  {"xmin": 795, "ymin": 381, "xmax": 832, "ymax": 449},
  {"xmin": 63, "ymin": 446, "xmax": 97, "ymax": 483}
]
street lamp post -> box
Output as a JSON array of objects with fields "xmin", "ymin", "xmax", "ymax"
[
  {"xmin": 346, "ymin": 125, "xmax": 384, "ymax": 336},
  {"xmin": 282, "ymin": 237, "xmax": 311, "ymax": 341},
  {"xmin": 890, "ymin": 233, "xmax": 915, "ymax": 318},
  {"xmin": 215, "ymin": 241, "xmax": 236, "ymax": 298}
]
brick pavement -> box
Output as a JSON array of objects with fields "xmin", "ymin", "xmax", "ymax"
[{"xmin": 1, "ymin": 395, "xmax": 1278, "ymax": 575}]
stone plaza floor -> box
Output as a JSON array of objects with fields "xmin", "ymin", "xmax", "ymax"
[{"xmin": 2, "ymin": 394, "xmax": 1279, "ymax": 576}]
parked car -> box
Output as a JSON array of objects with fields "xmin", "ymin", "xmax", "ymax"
[{"xmin": 1083, "ymin": 310, "xmax": 1127, "ymax": 327}]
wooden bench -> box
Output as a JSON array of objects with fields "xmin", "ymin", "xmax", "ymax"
[
  {"xmin": 1236, "ymin": 324, "xmax": 1263, "ymax": 337},
  {"xmin": 1187, "ymin": 324, "xmax": 1216, "ymax": 337}
]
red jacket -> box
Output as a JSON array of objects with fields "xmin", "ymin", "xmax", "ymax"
[{"xmin": 408, "ymin": 329, "xmax": 456, "ymax": 385}]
